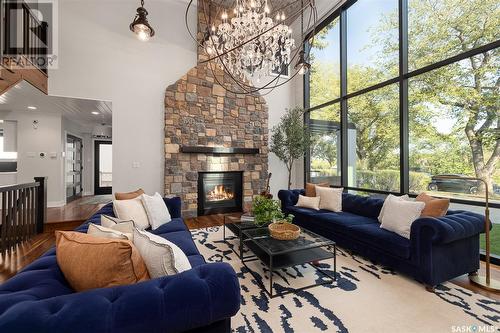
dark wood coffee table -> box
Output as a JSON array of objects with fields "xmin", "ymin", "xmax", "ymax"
[
  {"xmin": 241, "ymin": 226, "xmax": 336, "ymax": 298},
  {"xmin": 223, "ymin": 215, "xmax": 264, "ymax": 260}
]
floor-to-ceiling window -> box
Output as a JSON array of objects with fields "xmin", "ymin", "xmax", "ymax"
[{"xmin": 305, "ymin": 0, "xmax": 499, "ymax": 258}]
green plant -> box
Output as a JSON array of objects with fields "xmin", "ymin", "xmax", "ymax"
[
  {"xmin": 270, "ymin": 106, "xmax": 310, "ymax": 189},
  {"xmin": 252, "ymin": 195, "xmax": 284, "ymax": 226}
]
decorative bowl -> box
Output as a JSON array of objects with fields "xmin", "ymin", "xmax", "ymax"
[{"xmin": 268, "ymin": 222, "xmax": 301, "ymax": 240}]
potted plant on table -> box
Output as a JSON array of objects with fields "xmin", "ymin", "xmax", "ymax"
[{"xmin": 252, "ymin": 195, "xmax": 299, "ymax": 240}]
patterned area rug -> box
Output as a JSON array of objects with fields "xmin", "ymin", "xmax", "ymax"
[{"xmin": 191, "ymin": 227, "xmax": 500, "ymax": 333}]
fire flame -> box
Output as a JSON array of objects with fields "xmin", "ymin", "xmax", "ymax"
[{"xmin": 207, "ymin": 185, "xmax": 234, "ymax": 201}]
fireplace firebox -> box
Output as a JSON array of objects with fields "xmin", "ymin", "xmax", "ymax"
[{"xmin": 197, "ymin": 171, "xmax": 243, "ymax": 216}]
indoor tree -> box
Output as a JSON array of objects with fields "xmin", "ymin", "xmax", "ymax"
[{"xmin": 270, "ymin": 107, "xmax": 309, "ymax": 190}]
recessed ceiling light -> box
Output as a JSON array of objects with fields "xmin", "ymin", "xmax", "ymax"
[
  {"xmin": 27, "ymin": 106, "xmax": 37, "ymax": 110},
  {"xmin": 91, "ymin": 111, "xmax": 100, "ymax": 115}
]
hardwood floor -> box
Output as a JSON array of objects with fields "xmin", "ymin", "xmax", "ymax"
[
  {"xmin": 45, "ymin": 196, "xmax": 109, "ymax": 232},
  {"xmin": 2, "ymin": 212, "xmax": 499, "ymax": 301}
]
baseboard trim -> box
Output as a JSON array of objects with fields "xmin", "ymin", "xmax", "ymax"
[{"xmin": 47, "ymin": 201, "xmax": 65, "ymax": 208}]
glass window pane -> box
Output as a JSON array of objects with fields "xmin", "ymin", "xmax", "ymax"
[
  {"xmin": 309, "ymin": 104, "xmax": 341, "ymax": 185},
  {"xmin": 409, "ymin": 54, "xmax": 499, "ymax": 198},
  {"xmin": 347, "ymin": 0, "xmax": 399, "ymax": 93},
  {"xmin": 309, "ymin": 17, "xmax": 340, "ymax": 107},
  {"xmin": 347, "ymin": 84, "xmax": 400, "ymax": 192},
  {"xmin": 409, "ymin": 0, "xmax": 499, "ymax": 70},
  {"xmin": 408, "ymin": 53, "xmax": 500, "ymax": 254}
]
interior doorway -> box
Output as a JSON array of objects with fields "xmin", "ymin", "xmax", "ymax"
[
  {"xmin": 94, "ymin": 140, "xmax": 112, "ymax": 195},
  {"xmin": 66, "ymin": 134, "xmax": 83, "ymax": 202}
]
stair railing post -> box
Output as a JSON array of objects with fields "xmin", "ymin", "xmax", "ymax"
[{"xmin": 34, "ymin": 177, "xmax": 47, "ymax": 234}]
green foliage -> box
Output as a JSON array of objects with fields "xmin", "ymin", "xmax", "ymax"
[
  {"xmin": 252, "ymin": 195, "xmax": 284, "ymax": 226},
  {"xmin": 270, "ymin": 106, "xmax": 310, "ymax": 189},
  {"xmin": 355, "ymin": 170, "xmax": 431, "ymax": 193}
]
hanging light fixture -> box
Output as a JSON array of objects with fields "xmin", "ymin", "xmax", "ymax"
[
  {"xmin": 185, "ymin": 0, "xmax": 318, "ymax": 95},
  {"xmin": 295, "ymin": 0, "xmax": 311, "ymax": 75},
  {"xmin": 130, "ymin": 0, "xmax": 155, "ymax": 42}
]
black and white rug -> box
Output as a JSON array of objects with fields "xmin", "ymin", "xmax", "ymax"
[{"xmin": 191, "ymin": 227, "xmax": 500, "ymax": 333}]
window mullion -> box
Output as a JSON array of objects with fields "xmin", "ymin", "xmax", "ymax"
[
  {"xmin": 340, "ymin": 9, "xmax": 348, "ymax": 189},
  {"xmin": 399, "ymin": 0, "xmax": 409, "ymax": 194}
]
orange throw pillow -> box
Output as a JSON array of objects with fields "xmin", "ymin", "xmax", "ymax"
[
  {"xmin": 114, "ymin": 188, "xmax": 145, "ymax": 200},
  {"xmin": 55, "ymin": 231, "xmax": 149, "ymax": 292},
  {"xmin": 416, "ymin": 193, "xmax": 450, "ymax": 217},
  {"xmin": 305, "ymin": 182, "xmax": 330, "ymax": 197}
]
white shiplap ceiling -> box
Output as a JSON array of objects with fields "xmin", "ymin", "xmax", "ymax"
[{"xmin": 0, "ymin": 81, "xmax": 112, "ymax": 129}]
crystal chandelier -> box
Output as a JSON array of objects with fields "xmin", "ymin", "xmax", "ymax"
[
  {"xmin": 204, "ymin": 0, "xmax": 294, "ymax": 81},
  {"xmin": 185, "ymin": 0, "xmax": 318, "ymax": 94}
]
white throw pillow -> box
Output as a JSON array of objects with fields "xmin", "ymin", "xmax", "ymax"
[
  {"xmin": 141, "ymin": 193, "xmax": 172, "ymax": 230},
  {"xmin": 113, "ymin": 197, "xmax": 150, "ymax": 230},
  {"xmin": 295, "ymin": 195, "xmax": 321, "ymax": 210},
  {"xmin": 87, "ymin": 223, "xmax": 131, "ymax": 240},
  {"xmin": 133, "ymin": 229, "xmax": 191, "ymax": 278},
  {"xmin": 101, "ymin": 215, "xmax": 135, "ymax": 234},
  {"xmin": 315, "ymin": 186, "xmax": 343, "ymax": 212},
  {"xmin": 379, "ymin": 199, "xmax": 425, "ymax": 239},
  {"xmin": 378, "ymin": 194, "xmax": 410, "ymax": 222}
]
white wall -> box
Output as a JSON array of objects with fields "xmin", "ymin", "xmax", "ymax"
[
  {"xmin": 49, "ymin": 0, "xmax": 341, "ymax": 197},
  {"xmin": 49, "ymin": 0, "xmax": 197, "ymax": 195},
  {"xmin": 0, "ymin": 111, "xmax": 64, "ymax": 206}
]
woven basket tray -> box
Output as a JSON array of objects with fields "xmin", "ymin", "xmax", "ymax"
[{"xmin": 268, "ymin": 223, "xmax": 301, "ymax": 240}]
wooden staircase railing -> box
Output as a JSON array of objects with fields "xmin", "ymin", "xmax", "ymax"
[{"xmin": 0, "ymin": 177, "xmax": 47, "ymax": 255}]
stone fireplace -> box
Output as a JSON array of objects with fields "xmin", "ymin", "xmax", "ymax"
[{"xmin": 163, "ymin": 1, "xmax": 269, "ymax": 218}]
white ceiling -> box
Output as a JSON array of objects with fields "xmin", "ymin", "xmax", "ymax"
[{"xmin": 0, "ymin": 81, "xmax": 112, "ymax": 129}]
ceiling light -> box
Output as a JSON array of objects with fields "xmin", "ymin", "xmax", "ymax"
[
  {"xmin": 91, "ymin": 111, "xmax": 100, "ymax": 115},
  {"xmin": 27, "ymin": 106, "xmax": 37, "ymax": 110},
  {"xmin": 130, "ymin": 0, "xmax": 155, "ymax": 42}
]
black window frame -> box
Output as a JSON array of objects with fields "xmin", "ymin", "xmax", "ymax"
[{"xmin": 304, "ymin": 0, "xmax": 500, "ymax": 262}]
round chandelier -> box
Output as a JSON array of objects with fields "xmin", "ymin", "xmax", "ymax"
[{"xmin": 185, "ymin": 0, "xmax": 318, "ymax": 95}]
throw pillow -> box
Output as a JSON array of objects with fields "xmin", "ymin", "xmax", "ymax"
[
  {"xmin": 378, "ymin": 194, "xmax": 410, "ymax": 222},
  {"xmin": 133, "ymin": 229, "xmax": 191, "ymax": 278},
  {"xmin": 113, "ymin": 196, "xmax": 150, "ymax": 230},
  {"xmin": 101, "ymin": 215, "xmax": 135, "ymax": 234},
  {"xmin": 379, "ymin": 199, "xmax": 425, "ymax": 239},
  {"xmin": 295, "ymin": 195, "xmax": 321, "ymax": 210},
  {"xmin": 416, "ymin": 193, "xmax": 450, "ymax": 217},
  {"xmin": 315, "ymin": 186, "xmax": 343, "ymax": 212},
  {"xmin": 87, "ymin": 223, "xmax": 132, "ymax": 240},
  {"xmin": 305, "ymin": 182, "xmax": 330, "ymax": 197},
  {"xmin": 141, "ymin": 192, "xmax": 172, "ymax": 230},
  {"xmin": 55, "ymin": 231, "xmax": 149, "ymax": 292},
  {"xmin": 114, "ymin": 188, "xmax": 145, "ymax": 200}
]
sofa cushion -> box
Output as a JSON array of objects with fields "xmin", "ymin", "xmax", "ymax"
[
  {"xmin": 114, "ymin": 188, "xmax": 145, "ymax": 200},
  {"xmin": 133, "ymin": 229, "xmax": 192, "ymax": 278},
  {"xmin": 55, "ymin": 231, "xmax": 150, "ymax": 292},
  {"xmin": 296, "ymin": 195, "xmax": 320, "ymax": 210},
  {"xmin": 314, "ymin": 211, "xmax": 379, "ymax": 233},
  {"xmin": 305, "ymin": 182, "xmax": 329, "ymax": 197},
  {"xmin": 154, "ymin": 230, "xmax": 201, "ymax": 257},
  {"xmin": 151, "ymin": 217, "xmax": 187, "ymax": 234},
  {"xmin": 348, "ymin": 224, "xmax": 411, "ymax": 259},
  {"xmin": 416, "ymin": 193, "xmax": 450, "ymax": 217},
  {"xmin": 342, "ymin": 193, "xmax": 384, "ymax": 219},
  {"xmin": 113, "ymin": 197, "xmax": 150, "ymax": 230}
]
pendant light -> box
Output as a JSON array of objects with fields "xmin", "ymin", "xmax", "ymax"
[
  {"xmin": 129, "ymin": 0, "xmax": 155, "ymax": 42},
  {"xmin": 295, "ymin": 0, "xmax": 311, "ymax": 75}
]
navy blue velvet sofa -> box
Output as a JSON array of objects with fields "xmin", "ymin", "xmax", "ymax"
[
  {"xmin": 0, "ymin": 197, "xmax": 241, "ymax": 333},
  {"xmin": 279, "ymin": 189, "xmax": 486, "ymax": 288}
]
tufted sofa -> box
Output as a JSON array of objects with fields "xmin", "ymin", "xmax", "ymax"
[
  {"xmin": 279, "ymin": 189, "xmax": 486, "ymax": 288},
  {"xmin": 0, "ymin": 197, "xmax": 241, "ymax": 333}
]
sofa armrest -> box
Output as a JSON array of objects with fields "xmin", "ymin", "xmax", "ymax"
[
  {"xmin": 0, "ymin": 263, "xmax": 240, "ymax": 333},
  {"xmin": 410, "ymin": 211, "xmax": 485, "ymax": 245},
  {"xmin": 164, "ymin": 196, "xmax": 182, "ymax": 218},
  {"xmin": 278, "ymin": 189, "xmax": 305, "ymax": 211}
]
